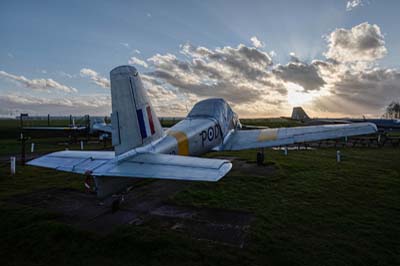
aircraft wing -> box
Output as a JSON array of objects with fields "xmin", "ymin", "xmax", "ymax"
[
  {"xmin": 220, "ymin": 122, "xmax": 377, "ymax": 150},
  {"xmin": 27, "ymin": 151, "xmax": 232, "ymax": 182},
  {"xmin": 240, "ymin": 124, "xmax": 269, "ymax": 129}
]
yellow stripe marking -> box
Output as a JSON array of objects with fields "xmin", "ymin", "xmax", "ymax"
[
  {"xmin": 168, "ymin": 131, "xmax": 189, "ymax": 155},
  {"xmin": 257, "ymin": 128, "xmax": 279, "ymax": 142}
]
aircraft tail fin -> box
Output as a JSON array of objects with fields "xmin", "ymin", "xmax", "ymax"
[
  {"xmin": 110, "ymin": 65, "xmax": 163, "ymax": 155},
  {"xmin": 291, "ymin": 106, "xmax": 310, "ymax": 122}
]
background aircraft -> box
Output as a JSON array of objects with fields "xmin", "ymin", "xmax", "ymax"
[
  {"xmin": 290, "ymin": 107, "xmax": 400, "ymax": 132},
  {"xmin": 28, "ymin": 65, "xmax": 377, "ymax": 200},
  {"xmin": 21, "ymin": 115, "xmax": 88, "ymax": 132}
]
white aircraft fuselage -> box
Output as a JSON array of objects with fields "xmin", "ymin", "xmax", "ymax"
[{"xmin": 115, "ymin": 98, "xmax": 240, "ymax": 162}]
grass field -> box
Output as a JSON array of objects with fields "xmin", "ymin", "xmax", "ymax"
[{"xmin": 0, "ymin": 119, "xmax": 399, "ymax": 266}]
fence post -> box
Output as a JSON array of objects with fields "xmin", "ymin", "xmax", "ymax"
[
  {"xmin": 20, "ymin": 133, "xmax": 26, "ymax": 165},
  {"xmin": 31, "ymin": 142, "xmax": 35, "ymax": 153},
  {"xmin": 336, "ymin": 150, "xmax": 341, "ymax": 163},
  {"xmin": 80, "ymin": 140, "xmax": 84, "ymax": 150},
  {"xmin": 10, "ymin": 156, "xmax": 16, "ymax": 175}
]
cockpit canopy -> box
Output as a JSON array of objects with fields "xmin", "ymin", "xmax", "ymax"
[{"xmin": 188, "ymin": 98, "xmax": 239, "ymax": 135}]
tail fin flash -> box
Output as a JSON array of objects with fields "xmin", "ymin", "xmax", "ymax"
[
  {"xmin": 291, "ymin": 107, "xmax": 310, "ymax": 122},
  {"xmin": 110, "ymin": 65, "xmax": 163, "ymax": 155}
]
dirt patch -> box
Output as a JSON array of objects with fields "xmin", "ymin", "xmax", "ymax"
[
  {"xmin": 149, "ymin": 204, "xmax": 253, "ymax": 247},
  {"xmin": 219, "ymin": 156, "xmax": 276, "ymax": 177},
  {"xmin": 7, "ymin": 179, "xmax": 254, "ymax": 247}
]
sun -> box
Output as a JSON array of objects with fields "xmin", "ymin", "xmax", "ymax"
[{"xmin": 286, "ymin": 82, "xmax": 317, "ymax": 106}]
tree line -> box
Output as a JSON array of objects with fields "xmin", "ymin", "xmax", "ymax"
[{"xmin": 385, "ymin": 101, "xmax": 400, "ymax": 119}]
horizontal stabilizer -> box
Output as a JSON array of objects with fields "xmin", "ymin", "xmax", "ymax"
[
  {"xmin": 92, "ymin": 123, "xmax": 113, "ymax": 133},
  {"xmin": 27, "ymin": 151, "xmax": 232, "ymax": 182},
  {"xmin": 22, "ymin": 126, "xmax": 87, "ymax": 131}
]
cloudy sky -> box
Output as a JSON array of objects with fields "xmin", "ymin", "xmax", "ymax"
[{"xmin": 1, "ymin": 0, "xmax": 399, "ymax": 118}]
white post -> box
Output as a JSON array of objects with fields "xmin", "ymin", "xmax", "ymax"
[
  {"xmin": 10, "ymin": 157, "xmax": 16, "ymax": 175},
  {"xmin": 31, "ymin": 143, "xmax": 35, "ymax": 153},
  {"xmin": 336, "ymin": 150, "xmax": 341, "ymax": 163},
  {"xmin": 80, "ymin": 140, "xmax": 84, "ymax": 150},
  {"xmin": 284, "ymin": 146, "xmax": 288, "ymax": 156}
]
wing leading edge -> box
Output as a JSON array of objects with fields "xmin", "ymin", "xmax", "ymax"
[
  {"xmin": 220, "ymin": 122, "xmax": 377, "ymax": 151},
  {"xmin": 27, "ymin": 151, "xmax": 232, "ymax": 182}
]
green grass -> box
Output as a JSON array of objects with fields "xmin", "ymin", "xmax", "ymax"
[
  {"xmin": 240, "ymin": 118, "xmax": 302, "ymax": 128},
  {"xmin": 0, "ymin": 137, "xmax": 110, "ymax": 157},
  {"xmin": 0, "ymin": 119, "xmax": 399, "ymax": 266},
  {"xmin": 0, "ymin": 148, "xmax": 399, "ymax": 266},
  {"xmin": 0, "ymin": 203, "xmax": 249, "ymax": 266},
  {"xmin": 175, "ymin": 148, "xmax": 400, "ymax": 265}
]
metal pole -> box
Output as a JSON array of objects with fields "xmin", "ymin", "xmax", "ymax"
[
  {"xmin": 336, "ymin": 150, "xmax": 341, "ymax": 163},
  {"xmin": 10, "ymin": 157, "xmax": 16, "ymax": 175},
  {"xmin": 284, "ymin": 146, "xmax": 288, "ymax": 156},
  {"xmin": 31, "ymin": 143, "xmax": 35, "ymax": 153},
  {"xmin": 80, "ymin": 140, "xmax": 84, "ymax": 150},
  {"xmin": 20, "ymin": 133, "xmax": 26, "ymax": 165}
]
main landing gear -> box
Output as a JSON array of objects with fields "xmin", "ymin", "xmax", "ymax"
[
  {"xmin": 256, "ymin": 148, "xmax": 265, "ymax": 166},
  {"xmin": 111, "ymin": 194, "xmax": 125, "ymax": 213},
  {"xmin": 84, "ymin": 170, "xmax": 125, "ymax": 213}
]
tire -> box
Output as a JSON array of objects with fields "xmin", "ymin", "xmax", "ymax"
[
  {"xmin": 256, "ymin": 152, "xmax": 264, "ymax": 166},
  {"xmin": 111, "ymin": 198, "xmax": 120, "ymax": 213}
]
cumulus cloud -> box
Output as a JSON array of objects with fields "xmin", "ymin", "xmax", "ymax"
[
  {"xmin": 346, "ymin": 0, "xmax": 363, "ymax": 11},
  {"xmin": 128, "ymin": 56, "xmax": 148, "ymax": 68},
  {"xmin": 311, "ymin": 66, "xmax": 400, "ymax": 115},
  {"xmin": 56, "ymin": 71, "xmax": 75, "ymax": 79},
  {"xmin": 145, "ymin": 42, "xmax": 277, "ymax": 105},
  {"xmin": 80, "ymin": 68, "xmax": 110, "ymax": 89},
  {"xmin": 120, "ymin": 42, "xmax": 129, "ymax": 48},
  {"xmin": 273, "ymin": 60, "xmax": 326, "ymax": 91},
  {"xmin": 250, "ymin": 36, "xmax": 265, "ymax": 48},
  {"xmin": 0, "ymin": 70, "xmax": 77, "ymax": 93},
  {"xmin": 303, "ymin": 22, "xmax": 400, "ymax": 116},
  {"xmin": 138, "ymin": 23, "xmax": 398, "ymax": 117},
  {"xmin": 143, "ymin": 81, "xmax": 190, "ymax": 115},
  {"xmin": 0, "ymin": 94, "xmax": 111, "ymax": 116},
  {"xmin": 131, "ymin": 40, "xmax": 295, "ymax": 116},
  {"xmin": 2, "ymin": 22, "xmax": 398, "ymax": 118},
  {"xmin": 324, "ymin": 22, "xmax": 387, "ymax": 62}
]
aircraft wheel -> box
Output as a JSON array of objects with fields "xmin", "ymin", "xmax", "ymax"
[
  {"xmin": 256, "ymin": 151, "xmax": 264, "ymax": 166},
  {"xmin": 111, "ymin": 198, "xmax": 120, "ymax": 213}
]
